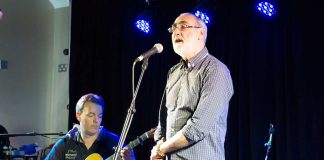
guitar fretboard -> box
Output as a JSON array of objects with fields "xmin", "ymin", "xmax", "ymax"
[{"xmin": 107, "ymin": 132, "xmax": 149, "ymax": 160}]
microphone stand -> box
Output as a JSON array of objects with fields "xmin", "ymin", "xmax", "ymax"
[
  {"xmin": 113, "ymin": 58, "xmax": 149, "ymax": 160},
  {"xmin": 264, "ymin": 123, "xmax": 275, "ymax": 160}
]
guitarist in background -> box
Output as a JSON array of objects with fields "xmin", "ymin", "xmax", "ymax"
[{"xmin": 45, "ymin": 93, "xmax": 135, "ymax": 160}]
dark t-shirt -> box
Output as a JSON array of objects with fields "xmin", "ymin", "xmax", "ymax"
[{"xmin": 45, "ymin": 128, "xmax": 119, "ymax": 160}]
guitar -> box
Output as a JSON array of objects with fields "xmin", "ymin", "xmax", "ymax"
[{"xmin": 85, "ymin": 127, "xmax": 156, "ymax": 160}]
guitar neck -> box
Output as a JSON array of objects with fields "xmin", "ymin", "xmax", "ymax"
[
  {"xmin": 106, "ymin": 132, "xmax": 149, "ymax": 160},
  {"xmin": 126, "ymin": 132, "xmax": 149, "ymax": 149}
]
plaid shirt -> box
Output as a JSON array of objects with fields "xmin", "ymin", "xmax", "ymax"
[{"xmin": 155, "ymin": 47, "xmax": 234, "ymax": 160}]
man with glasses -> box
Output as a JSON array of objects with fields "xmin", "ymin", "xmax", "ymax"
[{"xmin": 150, "ymin": 13, "xmax": 234, "ymax": 160}]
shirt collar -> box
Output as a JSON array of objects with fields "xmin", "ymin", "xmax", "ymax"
[
  {"xmin": 180, "ymin": 47, "xmax": 208, "ymax": 72},
  {"xmin": 76, "ymin": 126, "xmax": 103, "ymax": 143}
]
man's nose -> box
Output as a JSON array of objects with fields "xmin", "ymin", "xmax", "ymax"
[
  {"xmin": 173, "ymin": 26, "xmax": 181, "ymax": 34},
  {"xmin": 93, "ymin": 116, "xmax": 99, "ymax": 123},
  {"xmin": 172, "ymin": 30, "xmax": 181, "ymax": 38}
]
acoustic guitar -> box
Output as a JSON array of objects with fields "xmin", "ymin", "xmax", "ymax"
[{"xmin": 85, "ymin": 127, "xmax": 156, "ymax": 160}]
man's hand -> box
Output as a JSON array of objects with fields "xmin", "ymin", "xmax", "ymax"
[
  {"xmin": 150, "ymin": 139, "xmax": 165, "ymax": 160},
  {"xmin": 120, "ymin": 147, "xmax": 132, "ymax": 160}
]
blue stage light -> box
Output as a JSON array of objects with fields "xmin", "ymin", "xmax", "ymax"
[
  {"xmin": 135, "ymin": 19, "xmax": 151, "ymax": 34},
  {"xmin": 194, "ymin": 10, "xmax": 210, "ymax": 24},
  {"xmin": 257, "ymin": 2, "xmax": 276, "ymax": 17}
]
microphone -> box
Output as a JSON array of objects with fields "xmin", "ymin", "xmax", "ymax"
[
  {"xmin": 66, "ymin": 124, "xmax": 79, "ymax": 138},
  {"xmin": 135, "ymin": 43, "xmax": 163, "ymax": 62}
]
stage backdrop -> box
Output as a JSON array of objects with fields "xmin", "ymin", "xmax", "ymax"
[{"xmin": 69, "ymin": 0, "xmax": 323, "ymax": 159}]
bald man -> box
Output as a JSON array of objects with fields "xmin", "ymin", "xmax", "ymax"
[{"xmin": 151, "ymin": 13, "xmax": 234, "ymax": 160}]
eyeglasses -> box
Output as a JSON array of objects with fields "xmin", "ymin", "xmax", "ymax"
[{"xmin": 168, "ymin": 23, "xmax": 201, "ymax": 33}]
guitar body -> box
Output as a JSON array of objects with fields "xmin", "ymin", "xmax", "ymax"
[
  {"xmin": 85, "ymin": 153, "xmax": 119, "ymax": 160},
  {"xmin": 85, "ymin": 128, "xmax": 156, "ymax": 160},
  {"xmin": 85, "ymin": 153, "xmax": 103, "ymax": 160}
]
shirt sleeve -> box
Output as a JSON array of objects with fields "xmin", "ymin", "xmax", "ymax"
[
  {"xmin": 181, "ymin": 62, "xmax": 234, "ymax": 142},
  {"xmin": 44, "ymin": 138, "xmax": 66, "ymax": 160}
]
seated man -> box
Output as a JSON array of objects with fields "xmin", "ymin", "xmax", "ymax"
[
  {"xmin": 0, "ymin": 125, "xmax": 10, "ymax": 159},
  {"xmin": 45, "ymin": 93, "xmax": 135, "ymax": 160}
]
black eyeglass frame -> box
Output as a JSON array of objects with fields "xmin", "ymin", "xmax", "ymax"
[{"xmin": 167, "ymin": 23, "xmax": 201, "ymax": 33}]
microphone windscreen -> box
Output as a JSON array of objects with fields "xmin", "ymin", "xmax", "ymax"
[{"xmin": 154, "ymin": 43, "xmax": 163, "ymax": 53}]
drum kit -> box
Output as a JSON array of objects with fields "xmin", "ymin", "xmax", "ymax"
[
  {"xmin": 0, "ymin": 125, "xmax": 63, "ymax": 160},
  {"xmin": 1, "ymin": 145, "xmax": 38, "ymax": 160}
]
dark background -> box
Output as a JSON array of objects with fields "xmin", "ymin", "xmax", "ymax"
[{"xmin": 68, "ymin": 0, "xmax": 324, "ymax": 159}]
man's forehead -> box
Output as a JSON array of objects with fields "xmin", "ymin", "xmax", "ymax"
[
  {"xmin": 175, "ymin": 14, "xmax": 197, "ymax": 22},
  {"xmin": 83, "ymin": 102, "xmax": 102, "ymax": 110}
]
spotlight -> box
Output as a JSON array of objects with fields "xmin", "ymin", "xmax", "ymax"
[
  {"xmin": 134, "ymin": 3, "xmax": 153, "ymax": 35},
  {"xmin": 193, "ymin": 0, "xmax": 216, "ymax": 25},
  {"xmin": 257, "ymin": 2, "xmax": 276, "ymax": 17},
  {"xmin": 135, "ymin": 19, "xmax": 151, "ymax": 34},
  {"xmin": 194, "ymin": 10, "xmax": 210, "ymax": 24}
]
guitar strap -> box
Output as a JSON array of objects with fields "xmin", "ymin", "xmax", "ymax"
[
  {"xmin": 158, "ymin": 86, "xmax": 166, "ymax": 117},
  {"xmin": 155, "ymin": 84, "xmax": 167, "ymax": 142}
]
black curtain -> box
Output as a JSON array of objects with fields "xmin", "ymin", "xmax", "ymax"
[{"xmin": 69, "ymin": 0, "xmax": 324, "ymax": 159}]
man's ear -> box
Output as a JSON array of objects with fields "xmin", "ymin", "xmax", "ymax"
[
  {"xmin": 199, "ymin": 29, "xmax": 204, "ymax": 40},
  {"xmin": 197, "ymin": 28, "xmax": 204, "ymax": 40},
  {"xmin": 76, "ymin": 112, "xmax": 81, "ymax": 121}
]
